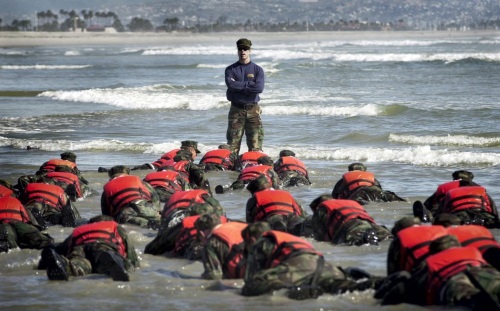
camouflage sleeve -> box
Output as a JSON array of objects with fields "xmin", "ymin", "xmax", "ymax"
[
  {"xmin": 100, "ymin": 194, "xmax": 110, "ymax": 216},
  {"xmin": 269, "ymin": 169, "xmax": 281, "ymax": 189},
  {"xmin": 331, "ymin": 179, "xmax": 343, "ymax": 198},
  {"xmin": 311, "ymin": 208, "xmax": 328, "ymax": 241},
  {"xmin": 143, "ymin": 181, "xmax": 161, "ymax": 209},
  {"xmin": 118, "ymin": 226, "xmax": 140, "ymax": 268},
  {"xmin": 242, "ymin": 238, "xmax": 286, "ymax": 296},
  {"xmin": 487, "ymin": 194, "xmax": 498, "ymax": 218},
  {"xmin": 245, "ymin": 197, "xmax": 257, "ymax": 223},
  {"xmin": 201, "ymin": 237, "xmax": 229, "ymax": 280},
  {"xmin": 386, "ymin": 239, "xmax": 401, "ymax": 275},
  {"xmin": 144, "ymin": 223, "xmax": 182, "ymax": 255}
]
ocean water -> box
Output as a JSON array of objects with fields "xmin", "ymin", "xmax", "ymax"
[{"xmin": 0, "ymin": 31, "xmax": 499, "ymax": 310}]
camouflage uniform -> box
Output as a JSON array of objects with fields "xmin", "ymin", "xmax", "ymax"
[
  {"xmin": 41, "ymin": 217, "xmax": 139, "ymax": 281},
  {"xmin": 242, "ymin": 232, "xmax": 380, "ymax": 298},
  {"xmin": 311, "ymin": 205, "xmax": 392, "ymax": 246}
]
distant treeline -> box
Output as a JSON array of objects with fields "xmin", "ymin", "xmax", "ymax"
[{"xmin": 1, "ymin": 9, "xmax": 499, "ymax": 32}]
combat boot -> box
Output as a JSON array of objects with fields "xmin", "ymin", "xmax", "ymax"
[
  {"xmin": 43, "ymin": 247, "xmax": 70, "ymax": 281},
  {"xmin": 412, "ymin": 200, "xmax": 432, "ymax": 223},
  {"xmin": 61, "ymin": 204, "xmax": 78, "ymax": 227},
  {"xmin": 96, "ymin": 251, "xmax": 130, "ymax": 281},
  {"xmin": 30, "ymin": 208, "xmax": 48, "ymax": 230}
]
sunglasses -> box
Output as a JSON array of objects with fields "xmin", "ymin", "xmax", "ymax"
[{"xmin": 238, "ymin": 47, "xmax": 250, "ymax": 51}]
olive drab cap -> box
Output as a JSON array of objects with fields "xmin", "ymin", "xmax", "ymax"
[
  {"xmin": 428, "ymin": 235, "xmax": 461, "ymax": 255},
  {"xmin": 279, "ymin": 149, "xmax": 296, "ymax": 157},
  {"xmin": 236, "ymin": 38, "xmax": 252, "ymax": 49},
  {"xmin": 60, "ymin": 151, "xmax": 77, "ymax": 162},
  {"xmin": 181, "ymin": 140, "xmax": 201, "ymax": 154},
  {"xmin": 257, "ymin": 156, "xmax": 273, "ymax": 166},
  {"xmin": 348, "ymin": 162, "xmax": 366, "ymax": 171},
  {"xmin": 246, "ymin": 174, "xmax": 271, "ymax": 194},
  {"xmin": 108, "ymin": 165, "xmax": 130, "ymax": 178}
]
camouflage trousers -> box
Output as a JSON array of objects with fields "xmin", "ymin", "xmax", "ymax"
[
  {"xmin": 243, "ymin": 253, "xmax": 372, "ymax": 297},
  {"xmin": 115, "ymin": 200, "xmax": 161, "ymax": 228},
  {"xmin": 66, "ymin": 242, "xmax": 132, "ymax": 276},
  {"xmin": 226, "ymin": 104, "xmax": 264, "ymax": 154},
  {"xmin": 0, "ymin": 221, "xmax": 53, "ymax": 250}
]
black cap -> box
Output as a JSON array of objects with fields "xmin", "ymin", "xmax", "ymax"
[{"xmin": 451, "ymin": 170, "xmax": 474, "ymax": 182}]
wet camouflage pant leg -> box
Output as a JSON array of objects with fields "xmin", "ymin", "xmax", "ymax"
[
  {"xmin": 226, "ymin": 105, "xmax": 263, "ymax": 154},
  {"xmin": 0, "ymin": 222, "xmax": 19, "ymax": 249},
  {"xmin": 10, "ymin": 221, "xmax": 53, "ymax": 249},
  {"xmin": 67, "ymin": 244, "xmax": 93, "ymax": 276},
  {"xmin": 118, "ymin": 201, "xmax": 161, "ymax": 228}
]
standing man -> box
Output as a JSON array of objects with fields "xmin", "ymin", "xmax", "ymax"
[{"xmin": 225, "ymin": 38, "xmax": 265, "ymax": 155}]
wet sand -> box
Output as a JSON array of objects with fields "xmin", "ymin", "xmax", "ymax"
[{"xmin": 1, "ymin": 30, "xmax": 498, "ymax": 47}]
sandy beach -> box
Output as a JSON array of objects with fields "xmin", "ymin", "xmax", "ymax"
[{"xmin": 1, "ymin": 29, "xmax": 499, "ymax": 47}]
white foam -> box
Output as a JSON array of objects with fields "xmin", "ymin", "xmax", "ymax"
[
  {"xmin": 38, "ymin": 85, "xmax": 227, "ymax": 110},
  {"xmin": 389, "ymin": 134, "xmax": 500, "ymax": 147},
  {"xmin": 265, "ymin": 104, "xmax": 380, "ymax": 116}
]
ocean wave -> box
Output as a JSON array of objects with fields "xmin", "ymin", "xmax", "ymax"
[
  {"xmin": 3, "ymin": 136, "xmax": 497, "ymax": 168},
  {"xmin": 1, "ymin": 65, "xmax": 91, "ymax": 70},
  {"xmin": 389, "ymin": 134, "xmax": 500, "ymax": 147},
  {"xmin": 38, "ymin": 85, "xmax": 227, "ymax": 110},
  {"xmin": 263, "ymin": 145, "xmax": 500, "ymax": 167},
  {"xmin": 332, "ymin": 53, "xmax": 500, "ymax": 63},
  {"xmin": 265, "ymin": 104, "xmax": 380, "ymax": 116}
]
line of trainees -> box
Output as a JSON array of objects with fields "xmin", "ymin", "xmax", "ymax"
[{"xmin": 1, "ymin": 142, "xmax": 499, "ymax": 309}]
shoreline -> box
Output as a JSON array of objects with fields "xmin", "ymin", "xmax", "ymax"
[{"xmin": 1, "ymin": 29, "xmax": 498, "ymax": 47}]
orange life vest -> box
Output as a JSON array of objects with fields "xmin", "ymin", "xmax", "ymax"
[
  {"xmin": 426, "ymin": 247, "xmax": 486, "ymax": 305},
  {"xmin": 161, "ymin": 149, "xmax": 181, "ymax": 160},
  {"xmin": 397, "ymin": 225, "xmax": 448, "ymax": 272},
  {"xmin": 238, "ymin": 165, "xmax": 273, "ymax": 184},
  {"xmin": 433, "ymin": 181, "xmax": 460, "ymax": 206},
  {"xmin": 447, "ymin": 225, "xmax": 500, "ymax": 254},
  {"xmin": 263, "ymin": 230, "xmax": 322, "ymax": 268},
  {"xmin": 162, "ymin": 189, "xmax": 209, "ymax": 219},
  {"xmin": 275, "ymin": 156, "xmax": 308, "ymax": 177},
  {"xmin": 174, "ymin": 215, "xmax": 201, "ymax": 255},
  {"xmin": 0, "ymin": 185, "xmax": 14, "ymax": 198},
  {"xmin": 237, "ymin": 151, "xmax": 268, "ymax": 169},
  {"xmin": 39, "ymin": 159, "xmax": 77, "ymax": 173},
  {"xmin": 45, "ymin": 171, "xmax": 83, "ymax": 198},
  {"xmin": 200, "ymin": 149, "xmax": 233, "ymax": 169},
  {"xmin": 23, "ymin": 183, "xmax": 68, "ymax": 211},
  {"xmin": 103, "ymin": 175, "xmax": 153, "ymax": 217},
  {"xmin": 152, "ymin": 158, "xmax": 175, "ymax": 169},
  {"xmin": 341, "ymin": 171, "xmax": 376, "ymax": 195},
  {"xmin": 441, "ymin": 186, "xmax": 492, "ymax": 214},
  {"xmin": 210, "ymin": 221, "xmax": 247, "ymax": 278},
  {"xmin": 0, "ymin": 196, "xmax": 31, "ymax": 223},
  {"xmin": 144, "ymin": 170, "xmax": 183, "ymax": 192},
  {"xmin": 252, "ymin": 189, "xmax": 303, "ymax": 222},
  {"xmin": 71, "ymin": 220, "xmax": 126, "ymax": 257},
  {"xmin": 174, "ymin": 215, "xmax": 229, "ymax": 255},
  {"xmin": 320, "ymin": 199, "xmax": 375, "ymax": 240}
]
